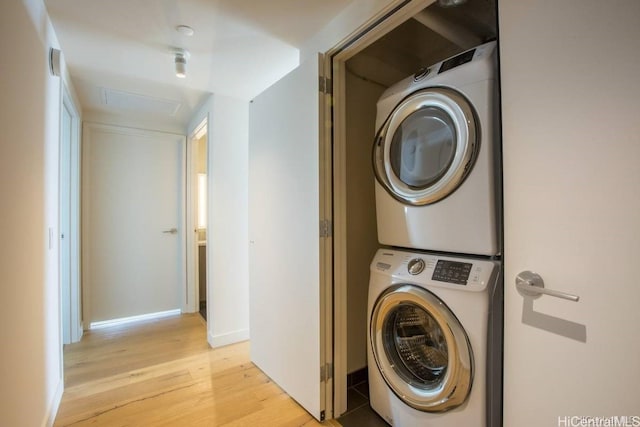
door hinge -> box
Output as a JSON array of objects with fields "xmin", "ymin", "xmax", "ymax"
[
  {"xmin": 319, "ymin": 76, "xmax": 333, "ymax": 95},
  {"xmin": 319, "ymin": 219, "xmax": 333, "ymax": 238},
  {"xmin": 320, "ymin": 362, "xmax": 333, "ymax": 383}
]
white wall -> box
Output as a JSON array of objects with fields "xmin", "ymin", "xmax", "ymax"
[
  {"xmin": 345, "ymin": 70, "xmax": 385, "ymax": 373},
  {"xmin": 500, "ymin": 0, "xmax": 640, "ymax": 423},
  {"xmin": 0, "ymin": 0, "xmax": 79, "ymax": 425},
  {"xmin": 188, "ymin": 94, "xmax": 250, "ymax": 348}
]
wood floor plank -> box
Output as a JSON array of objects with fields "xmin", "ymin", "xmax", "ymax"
[{"xmin": 55, "ymin": 314, "xmax": 331, "ymax": 427}]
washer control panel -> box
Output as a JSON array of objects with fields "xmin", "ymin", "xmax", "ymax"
[
  {"xmin": 432, "ymin": 259, "xmax": 473, "ymax": 285},
  {"xmin": 372, "ymin": 249, "xmax": 497, "ymax": 292}
]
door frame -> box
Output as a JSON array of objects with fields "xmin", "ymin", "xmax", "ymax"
[
  {"xmin": 186, "ymin": 118, "xmax": 208, "ymax": 315},
  {"xmin": 59, "ymin": 83, "xmax": 82, "ymax": 344},
  {"xmin": 327, "ymin": 0, "xmax": 438, "ymax": 416}
]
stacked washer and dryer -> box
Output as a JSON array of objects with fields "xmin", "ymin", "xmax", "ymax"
[{"xmin": 367, "ymin": 41, "xmax": 503, "ymax": 426}]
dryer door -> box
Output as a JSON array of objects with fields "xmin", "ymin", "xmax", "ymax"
[
  {"xmin": 370, "ymin": 284, "xmax": 473, "ymax": 412},
  {"xmin": 373, "ymin": 87, "xmax": 478, "ymax": 206}
]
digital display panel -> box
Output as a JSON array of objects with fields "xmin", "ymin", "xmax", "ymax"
[
  {"xmin": 432, "ymin": 260, "xmax": 472, "ymax": 285},
  {"xmin": 439, "ymin": 49, "xmax": 476, "ymax": 74}
]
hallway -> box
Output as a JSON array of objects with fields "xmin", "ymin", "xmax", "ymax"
[{"xmin": 55, "ymin": 315, "xmax": 328, "ymax": 426}]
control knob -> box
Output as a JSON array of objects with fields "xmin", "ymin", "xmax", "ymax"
[{"xmin": 407, "ymin": 258, "xmax": 425, "ymax": 275}]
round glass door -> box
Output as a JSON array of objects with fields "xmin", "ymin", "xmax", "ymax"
[
  {"xmin": 373, "ymin": 87, "xmax": 479, "ymax": 206},
  {"xmin": 370, "ymin": 284, "xmax": 473, "ymax": 412}
]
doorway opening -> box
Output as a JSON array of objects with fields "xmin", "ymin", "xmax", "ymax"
[
  {"xmin": 329, "ymin": 0, "xmax": 497, "ymax": 418},
  {"xmin": 189, "ymin": 119, "xmax": 208, "ymax": 320}
]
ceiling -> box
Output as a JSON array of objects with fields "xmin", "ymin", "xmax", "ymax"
[{"xmin": 45, "ymin": 0, "xmax": 355, "ymax": 128}]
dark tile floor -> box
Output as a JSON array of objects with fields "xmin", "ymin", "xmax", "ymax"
[{"xmin": 336, "ymin": 368, "xmax": 390, "ymax": 427}]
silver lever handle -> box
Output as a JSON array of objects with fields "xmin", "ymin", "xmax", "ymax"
[
  {"xmin": 162, "ymin": 228, "xmax": 178, "ymax": 234},
  {"xmin": 516, "ymin": 271, "xmax": 580, "ymax": 302}
]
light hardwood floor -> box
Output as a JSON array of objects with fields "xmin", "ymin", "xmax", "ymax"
[{"xmin": 55, "ymin": 314, "xmax": 335, "ymax": 427}]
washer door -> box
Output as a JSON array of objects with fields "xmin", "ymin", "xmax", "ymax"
[
  {"xmin": 370, "ymin": 284, "xmax": 473, "ymax": 412},
  {"xmin": 373, "ymin": 87, "xmax": 478, "ymax": 206}
]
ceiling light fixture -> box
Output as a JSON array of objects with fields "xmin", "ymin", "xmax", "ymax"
[
  {"xmin": 173, "ymin": 48, "xmax": 190, "ymax": 79},
  {"xmin": 438, "ymin": 0, "xmax": 467, "ymax": 7},
  {"xmin": 176, "ymin": 25, "xmax": 195, "ymax": 37}
]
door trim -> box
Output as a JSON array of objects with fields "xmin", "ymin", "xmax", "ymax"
[
  {"xmin": 327, "ymin": 0, "xmax": 439, "ymax": 416},
  {"xmin": 186, "ymin": 117, "xmax": 208, "ymax": 315}
]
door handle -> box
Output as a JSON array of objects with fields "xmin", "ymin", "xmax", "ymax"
[
  {"xmin": 516, "ymin": 271, "xmax": 580, "ymax": 302},
  {"xmin": 162, "ymin": 228, "xmax": 178, "ymax": 234}
]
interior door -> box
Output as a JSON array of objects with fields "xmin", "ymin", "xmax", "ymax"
[
  {"xmin": 249, "ymin": 54, "xmax": 331, "ymax": 421},
  {"xmin": 61, "ymin": 89, "xmax": 82, "ymax": 343},
  {"xmin": 82, "ymin": 124, "xmax": 186, "ymax": 324},
  {"xmin": 60, "ymin": 101, "xmax": 72, "ymax": 344},
  {"xmin": 500, "ymin": 1, "xmax": 640, "ymax": 424}
]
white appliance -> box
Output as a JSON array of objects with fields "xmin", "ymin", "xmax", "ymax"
[
  {"xmin": 368, "ymin": 248, "xmax": 502, "ymax": 426},
  {"xmin": 373, "ymin": 41, "xmax": 501, "ymax": 256}
]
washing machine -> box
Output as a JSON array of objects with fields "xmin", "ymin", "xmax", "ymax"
[
  {"xmin": 372, "ymin": 41, "xmax": 501, "ymax": 256},
  {"xmin": 368, "ymin": 248, "xmax": 502, "ymax": 426}
]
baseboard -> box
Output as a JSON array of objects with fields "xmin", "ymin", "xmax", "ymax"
[
  {"xmin": 42, "ymin": 377, "xmax": 64, "ymax": 427},
  {"xmin": 88, "ymin": 309, "xmax": 181, "ymax": 330},
  {"xmin": 208, "ymin": 328, "xmax": 250, "ymax": 348}
]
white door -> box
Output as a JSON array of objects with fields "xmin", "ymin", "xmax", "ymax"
[
  {"xmin": 249, "ymin": 54, "xmax": 332, "ymax": 421},
  {"xmin": 60, "ymin": 101, "xmax": 72, "ymax": 344},
  {"xmin": 500, "ymin": 1, "xmax": 640, "ymax": 425},
  {"xmin": 59, "ymin": 90, "xmax": 82, "ymax": 344},
  {"xmin": 82, "ymin": 123, "xmax": 186, "ymax": 324}
]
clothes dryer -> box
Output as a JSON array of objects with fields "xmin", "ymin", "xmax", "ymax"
[
  {"xmin": 373, "ymin": 41, "xmax": 500, "ymax": 255},
  {"xmin": 368, "ymin": 248, "xmax": 502, "ymax": 426}
]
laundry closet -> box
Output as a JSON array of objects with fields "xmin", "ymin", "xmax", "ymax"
[
  {"xmin": 250, "ymin": 0, "xmax": 640, "ymax": 424},
  {"xmin": 336, "ymin": 0, "xmax": 499, "ymax": 413},
  {"xmin": 248, "ymin": 0, "xmax": 500, "ymax": 421}
]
